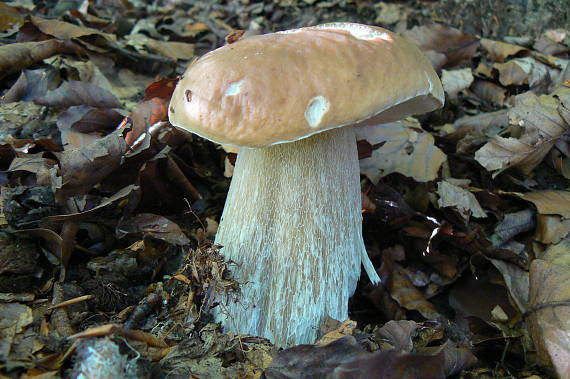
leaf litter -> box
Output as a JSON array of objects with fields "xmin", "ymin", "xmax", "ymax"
[{"xmin": 1, "ymin": 0, "xmax": 570, "ymax": 378}]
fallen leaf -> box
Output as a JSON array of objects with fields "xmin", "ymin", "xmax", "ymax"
[
  {"xmin": 470, "ymin": 80, "xmax": 507, "ymax": 106},
  {"xmin": 493, "ymin": 57, "xmax": 549, "ymax": 87},
  {"xmin": 116, "ymin": 213, "xmax": 190, "ymax": 245},
  {"xmin": 0, "ymin": 39, "xmax": 76, "ymax": 80},
  {"xmin": 402, "ymin": 24, "xmax": 479, "ymax": 70},
  {"xmin": 356, "ymin": 120, "xmax": 446, "ymax": 183},
  {"xmin": 441, "ymin": 68, "xmax": 474, "ymax": 100},
  {"xmin": 527, "ymin": 239, "xmax": 570, "ymax": 377},
  {"xmin": 518, "ymin": 190, "xmax": 570, "ymax": 219},
  {"xmin": 480, "ymin": 38, "xmax": 530, "ymax": 63},
  {"xmin": 475, "ymin": 87, "xmax": 570, "ymax": 175},
  {"xmin": 35, "ymin": 81, "xmax": 122, "ymax": 109},
  {"xmin": 437, "ymin": 180, "xmax": 487, "ymax": 220}
]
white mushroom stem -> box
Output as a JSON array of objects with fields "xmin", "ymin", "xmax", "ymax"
[{"xmin": 214, "ymin": 126, "xmax": 380, "ymax": 347}]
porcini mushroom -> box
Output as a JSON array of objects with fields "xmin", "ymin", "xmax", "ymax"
[{"xmin": 168, "ymin": 23, "xmax": 444, "ymax": 347}]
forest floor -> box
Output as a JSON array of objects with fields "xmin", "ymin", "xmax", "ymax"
[{"xmin": 1, "ymin": 0, "xmax": 570, "ymax": 378}]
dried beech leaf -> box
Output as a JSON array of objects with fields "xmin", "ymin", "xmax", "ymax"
[
  {"xmin": 125, "ymin": 33, "xmax": 194, "ymax": 61},
  {"xmin": 470, "ymin": 80, "xmax": 507, "ymax": 106},
  {"xmin": 518, "ymin": 190, "xmax": 570, "ymax": 219},
  {"xmin": 528, "ymin": 242, "xmax": 570, "ymax": 377},
  {"xmin": 437, "ymin": 180, "xmax": 487, "ymax": 219},
  {"xmin": 35, "ymin": 81, "xmax": 122, "ymax": 109},
  {"xmin": 0, "ymin": 303, "xmax": 33, "ymax": 361},
  {"xmin": 116, "ymin": 213, "xmax": 190, "ymax": 245},
  {"xmin": 480, "ymin": 38, "xmax": 530, "ymax": 62},
  {"xmin": 57, "ymin": 130, "xmax": 127, "ymax": 199},
  {"xmin": 263, "ymin": 336, "xmax": 366, "ymax": 379},
  {"xmin": 331, "ymin": 349, "xmax": 446, "ymax": 379},
  {"xmin": 57, "ymin": 105, "xmax": 124, "ymax": 148},
  {"xmin": 488, "ymin": 258, "xmax": 529, "ymax": 313},
  {"xmin": 441, "ymin": 68, "xmax": 474, "ymax": 100},
  {"xmin": 389, "ymin": 263, "xmax": 440, "ymax": 320},
  {"xmin": 475, "ymin": 88, "xmax": 570, "ymax": 175},
  {"xmin": 493, "ymin": 57, "xmax": 549, "ymax": 87},
  {"xmin": 356, "ymin": 121, "xmax": 446, "ymax": 183},
  {"xmin": 535, "ymin": 214, "xmax": 570, "ymax": 244},
  {"xmin": 28, "ymin": 16, "xmax": 117, "ymax": 47},
  {"xmin": 376, "ymin": 320, "xmax": 418, "ymax": 352},
  {"xmin": 0, "ymin": 40, "xmax": 75, "ymax": 80},
  {"xmin": 402, "ymin": 24, "xmax": 479, "ymax": 70}
]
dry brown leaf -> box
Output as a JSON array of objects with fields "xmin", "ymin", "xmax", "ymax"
[
  {"xmin": 0, "ymin": 40, "xmax": 76, "ymax": 80},
  {"xmin": 56, "ymin": 129, "xmax": 128, "ymax": 200},
  {"xmin": 27, "ymin": 16, "xmax": 117, "ymax": 50},
  {"xmin": 441, "ymin": 68, "xmax": 474, "ymax": 100},
  {"xmin": 57, "ymin": 105, "xmax": 124, "ymax": 148},
  {"xmin": 475, "ymin": 87, "xmax": 570, "ymax": 175},
  {"xmin": 488, "ymin": 258, "xmax": 529, "ymax": 314},
  {"xmin": 528, "ymin": 239, "xmax": 570, "ymax": 377},
  {"xmin": 493, "ymin": 57, "xmax": 549, "ymax": 87},
  {"xmin": 389, "ymin": 263, "xmax": 440, "ymax": 320},
  {"xmin": 402, "ymin": 24, "xmax": 479, "ymax": 70},
  {"xmin": 35, "ymin": 81, "xmax": 122, "ymax": 109},
  {"xmin": 470, "ymin": 80, "xmax": 507, "ymax": 106},
  {"xmin": 518, "ymin": 190, "xmax": 570, "ymax": 219},
  {"xmin": 376, "ymin": 320, "xmax": 419, "ymax": 352},
  {"xmin": 535, "ymin": 214, "xmax": 570, "ymax": 244},
  {"xmin": 437, "ymin": 180, "xmax": 487, "ymax": 220},
  {"xmin": 480, "ymin": 38, "xmax": 530, "ymax": 62},
  {"xmin": 116, "ymin": 213, "xmax": 190, "ymax": 245},
  {"xmin": 356, "ymin": 121, "xmax": 446, "ymax": 183},
  {"xmin": 0, "ymin": 303, "xmax": 33, "ymax": 361},
  {"xmin": 125, "ymin": 34, "xmax": 194, "ymax": 61}
]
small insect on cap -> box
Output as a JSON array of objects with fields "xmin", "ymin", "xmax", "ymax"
[{"xmin": 168, "ymin": 23, "xmax": 444, "ymax": 148}]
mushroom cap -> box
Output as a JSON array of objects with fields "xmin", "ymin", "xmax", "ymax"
[{"xmin": 168, "ymin": 23, "xmax": 444, "ymax": 148}]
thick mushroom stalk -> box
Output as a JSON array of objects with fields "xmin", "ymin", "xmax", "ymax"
[{"xmin": 214, "ymin": 126, "xmax": 368, "ymax": 347}]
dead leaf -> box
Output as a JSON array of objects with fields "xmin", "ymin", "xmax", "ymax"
[
  {"xmin": 57, "ymin": 105, "xmax": 124, "ymax": 148},
  {"xmin": 402, "ymin": 24, "xmax": 479, "ymax": 70},
  {"xmin": 493, "ymin": 57, "xmax": 549, "ymax": 87},
  {"xmin": 441, "ymin": 68, "xmax": 474, "ymax": 100},
  {"xmin": 356, "ymin": 120, "xmax": 446, "ymax": 183},
  {"xmin": 56, "ymin": 129, "xmax": 128, "ymax": 200},
  {"xmin": 475, "ymin": 87, "xmax": 570, "ymax": 175},
  {"xmin": 480, "ymin": 38, "xmax": 530, "ymax": 63},
  {"xmin": 535, "ymin": 214, "xmax": 570, "ymax": 244},
  {"xmin": 35, "ymin": 81, "xmax": 122, "ymax": 109},
  {"xmin": 125, "ymin": 34, "xmax": 194, "ymax": 61},
  {"xmin": 518, "ymin": 190, "xmax": 570, "ymax": 219},
  {"xmin": 470, "ymin": 80, "xmax": 507, "ymax": 106},
  {"xmin": 0, "ymin": 40, "xmax": 76, "ymax": 80},
  {"xmin": 116, "ymin": 213, "xmax": 190, "ymax": 245},
  {"xmin": 437, "ymin": 180, "xmax": 487, "ymax": 220},
  {"xmin": 528, "ymin": 239, "xmax": 570, "ymax": 377},
  {"xmin": 0, "ymin": 303, "xmax": 33, "ymax": 361},
  {"xmin": 376, "ymin": 320, "xmax": 419, "ymax": 352}
]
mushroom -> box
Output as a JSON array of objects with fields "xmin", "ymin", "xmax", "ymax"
[{"xmin": 168, "ymin": 23, "xmax": 444, "ymax": 347}]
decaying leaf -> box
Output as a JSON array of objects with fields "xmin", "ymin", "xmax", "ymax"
[
  {"xmin": 528, "ymin": 238, "xmax": 570, "ymax": 377},
  {"xmin": 437, "ymin": 180, "xmax": 487, "ymax": 220},
  {"xmin": 402, "ymin": 24, "xmax": 479, "ymax": 70},
  {"xmin": 116, "ymin": 213, "xmax": 190, "ymax": 245},
  {"xmin": 356, "ymin": 120, "xmax": 446, "ymax": 183},
  {"xmin": 475, "ymin": 87, "xmax": 570, "ymax": 175},
  {"xmin": 480, "ymin": 38, "xmax": 530, "ymax": 63},
  {"xmin": 35, "ymin": 81, "xmax": 122, "ymax": 109},
  {"xmin": 441, "ymin": 68, "xmax": 474, "ymax": 100}
]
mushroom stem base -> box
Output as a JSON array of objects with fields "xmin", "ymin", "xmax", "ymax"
[{"xmin": 214, "ymin": 127, "xmax": 369, "ymax": 347}]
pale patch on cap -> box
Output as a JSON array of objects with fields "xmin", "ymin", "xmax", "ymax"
[
  {"xmin": 225, "ymin": 79, "xmax": 246, "ymax": 96},
  {"xmin": 305, "ymin": 96, "xmax": 330, "ymax": 128},
  {"xmin": 316, "ymin": 23, "xmax": 393, "ymax": 41}
]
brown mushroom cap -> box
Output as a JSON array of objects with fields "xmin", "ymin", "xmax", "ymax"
[{"xmin": 168, "ymin": 23, "xmax": 444, "ymax": 147}]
